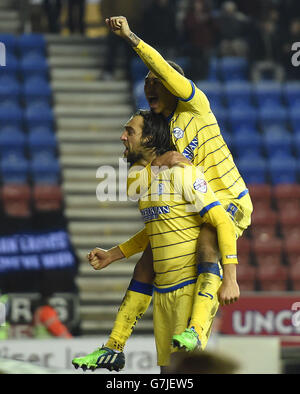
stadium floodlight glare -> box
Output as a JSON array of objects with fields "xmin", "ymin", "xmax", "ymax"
[{"xmin": 0, "ymin": 42, "xmax": 6, "ymax": 67}]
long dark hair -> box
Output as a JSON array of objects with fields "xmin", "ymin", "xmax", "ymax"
[{"xmin": 135, "ymin": 109, "xmax": 176, "ymax": 155}]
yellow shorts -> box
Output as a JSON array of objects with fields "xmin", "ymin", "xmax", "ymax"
[
  {"xmin": 220, "ymin": 191, "xmax": 253, "ymax": 238},
  {"xmin": 153, "ymin": 282, "xmax": 220, "ymax": 366}
]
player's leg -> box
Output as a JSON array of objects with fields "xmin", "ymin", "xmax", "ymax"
[
  {"xmin": 173, "ymin": 223, "xmax": 222, "ymax": 350},
  {"xmin": 72, "ymin": 244, "xmax": 155, "ymax": 371}
]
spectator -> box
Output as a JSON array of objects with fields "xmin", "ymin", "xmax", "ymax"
[
  {"xmin": 280, "ymin": 18, "xmax": 300, "ymax": 81},
  {"xmin": 215, "ymin": 1, "xmax": 249, "ymax": 57},
  {"xmin": 183, "ymin": 0, "xmax": 216, "ymax": 80},
  {"xmin": 101, "ymin": 0, "xmax": 143, "ymax": 79},
  {"xmin": 67, "ymin": 0, "xmax": 86, "ymax": 35},
  {"xmin": 249, "ymin": 19, "xmax": 285, "ymax": 82},
  {"xmin": 142, "ymin": 0, "xmax": 178, "ymax": 59},
  {"xmin": 43, "ymin": 0, "xmax": 62, "ymax": 33}
]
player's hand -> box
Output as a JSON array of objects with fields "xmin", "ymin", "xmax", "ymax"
[
  {"xmin": 217, "ymin": 280, "xmax": 240, "ymax": 306},
  {"xmin": 152, "ymin": 151, "xmax": 190, "ymax": 168},
  {"xmin": 87, "ymin": 247, "xmax": 113, "ymax": 270},
  {"xmin": 105, "ymin": 16, "xmax": 131, "ymax": 39}
]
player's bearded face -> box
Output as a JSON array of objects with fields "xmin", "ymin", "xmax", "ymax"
[
  {"xmin": 121, "ymin": 115, "xmax": 145, "ymax": 165},
  {"xmin": 144, "ymin": 72, "xmax": 175, "ymax": 115}
]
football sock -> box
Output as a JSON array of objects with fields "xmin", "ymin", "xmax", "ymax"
[
  {"xmin": 188, "ymin": 262, "xmax": 222, "ymax": 348},
  {"xmin": 105, "ymin": 279, "xmax": 153, "ymax": 352}
]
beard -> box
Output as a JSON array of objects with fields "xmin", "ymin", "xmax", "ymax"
[{"xmin": 126, "ymin": 151, "xmax": 144, "ymax": 166}]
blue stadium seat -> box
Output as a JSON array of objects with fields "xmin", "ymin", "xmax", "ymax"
[
  {"xmin": 30, "ymin": 152, "xmax": 60, "ymax": 184},
  {"xmin": 219, "ymin": 57, "xmax": 248, "ymax": 81},
  {"xmin": 263, "ymin": 129, "xmax": 292, "ymax": 158},
  {"xmin": 198, "ymin": 81, "xmax": 223, "ymax": 106},
  {"xmin": 206, "ymin": 57, "xmax": 219, "ymax": 81},
  {"xmin": 294, "ymin": 133, "xmax": 300, "ymax": 158},
  {"xmin": 253, "ymin": 81, "xmax": 283, "ymax": 106},
  {"xmin": 268, "ymin": 156, "xmax": 297, "ymax": 184},
  {"xmin": 25, "ymin": 103, "xmax": 54, "ymax": 127},
  {"xmin": 237, "ymin": 157, "xmax": 267, "ymax": 184},
  {"xmin": 213, "ymin": 107, "xmax": 228, "ymax": 130},
  {"xmin": 258, "ymin": 104, "xmax": 288, "ymax": 128},
  {"xmin": 228, "ymin": 105, "xmax": 257, "ymax": 130},
  {"xmin": 289, "ymin": 107, "xmax": 300, "ymax": 130},
  {"xmin": 18, "ymin": 34, "xmax": 46, "ymax": 55},
  {"xmin": 0, "ymin": 127, "xmax": 26, "ymax": 154},
  {"xmin": 130, "ymin": 58, "xmax": 148, "ymax": 83},
  {"xmin": 232, "ymin": 133, "xmax": 263, "ymax": 158},
  {"xmin": 0, "ymin": 102, "xmax": 23, "ymax": 126},
  {"xmin": 0, "ymin": 52, "xmax": 20, "ymax": 77},
  {"xmin": 223, "ymin": 81, "xmax": 252, "ymax": 106},
  {"xmin": 0, "ymin": 34, "xmax": 18, "ymax": 54},
  {"xmin": 20, "ymin": 53, "xmax": 48, "ymax": 78},
  {"xmin": 283, "ymin": 82, "xmax": 300, "ymax": 108},
  {"xmin": 133, "ymin": 80, "xmax": 149, "ymax": 109},
  {"xmin": 231, "ymin": 124, "xmax": 259, "ymax": 136},
  {"xmin": 1, "ymin": 152, "xmax": 29, "ymax": 183},
  {"xmin": 0, "ymin": 75, "xmax": 21, "ymax": 103},
  {"xmin": 22, "ymin": 76, "xmax": 52, "ymax": 105},
  {"xmin": 28, "ymin": 128, "xmax": 57, "ymax": 154},
  {"xmin": 220, "ymin": 130, "xmax": 233, "ymax": 151}
]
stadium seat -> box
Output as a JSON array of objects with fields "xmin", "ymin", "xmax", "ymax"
[
  {"xmin": 28, "ymin": 128, "xmax": 57, "ymax": 155},
  {"xmin": 33, "ymin": 184, "xmax": 63, "ymax": 212},
  {"xmin": 253, "ymin": 81, "xmax": 283, "ymax": 107},
  {"xmin": 262, "ymin": 129, "xmax": 292, "ymax": 158},
  {"xmin": 230, "ymin": 123, "xmax": 259, "ymax": 136},
  {"xmin": 237, "ymin": 263, "xmax": 256, "ymax": 291},
  {"xmin": 252, "ymin": 236, "xmax": 283, "ymax": 267},
  {"xmin": 283, "ymin": 82, "xmax": 300, "ymax": 108},
  {"xmin": 273, "ymin": 184, "xmax": 300, "ymax": 211},
  {"xmin": 20, "ymin": 53, "xmax": 49, "ymax": 78},
  {"xmin": 256, "ymin": 264, "xmax": 288, "ymax": 291},
  {"xmin": 1, "ymin": 183, "xmax": 31, "ymax": 218},
  {"xmin": 250, "ymin": 208, "xmax": 277, "ymax": 240},
  {"xmin": 25, "ymin": 103, "xmax": 54, "ymax": 127},
  {"xmin": 288, "ymin": 262, "xmax": 300, "ymax": 290},
  {"xmin": 206, "ymin": 57, "xmax": 219, "ymax": 81},
  {"xmin": 213, "ymin": 106, "xmax": 227, "ymax": 130},
  {"xmin": 130, "ymin": 58, "xmax": 148, "ymax": 83},
  {"xmin": 237, "ymin": 237, "xmax": 251, "ymax": 264},
  {"xmin": 0, "ymin": 102, "xmax": 23, "ymax": 126},
  {"xmin": 294, "ymin": 133, "xmax": 300, "ymax": 158},
  {"xmin": 0, "ymin": 53, "xmax": 19, "ymax": 77},
  {"xmin": 30, "ymin": 152, "xmax": 60, "ymax": 184},
  {"xmin": 267, "ymin": 156, "xmax": 297, "ymax": 184},
  {"xmin": 22, "ymin": 76, "xmax": 52, "ymax": 105},
  {"xmin": 0, "ymin": 34, "xmax": 18, "ymax": 54},
  {"xmin": 18, "ymin": 34, "xmax": 46, "ymax": 56},
  {"xmin": 258, "ymin": 105, "xmax": 288, "ymax": 129},
  {"xmin": 289, "ymin": 107, "xmax": 300, "ymax": 130},
  {"xmin": 237, "ymin": 157, "xmax": 267, "ymax": 184},
  {"xmin": 0, "ymin": 75, "xmax": 21, "ymax": 103},
  {"xmin": 248, "ymin": 184, "xmax": 272, "ymax": 210},
  {"xmin": 219, "ymin": 57, "xmax": 248, "ymax": 81},
  {"xmin": 228, "ymin": 105, "xmax": 257, "ymax": 130},
  {"xmin": 0, "ymin": 127, "xmax": 26, "ymax": 155},
  {"xmin": 232, "ymin": 132, "xmax": 263, "ymax": 158},
  {"xmin": 278, "ymin": 210, "xmax": 300, "ymax": 239},
  {"xmin": 0, "ymin": 152, "xmax": 29, "ymax": 183},
  {"xmin": 223, "ymin": 81, "xmax": 252, "ymax": 106},
  {"xmin": 198, "ymin": 81, "xmax": 223, "ymax": 106},
  {"xmin": 283, "ymin": 239, "xmax": 300, "ymax": 265}
]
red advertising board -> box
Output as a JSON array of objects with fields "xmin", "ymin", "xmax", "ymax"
[{"xmin": 220, "ymin": 292, "xmax": 300, "ymax": 337}]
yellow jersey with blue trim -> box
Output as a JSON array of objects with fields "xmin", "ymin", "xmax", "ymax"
[
  {"xmin": 138, "ymin": 164, "xmax": 237, "ymax": 293},
  {"xmin": 134, "ymin": 39, "xmax": 249, "ymax": 203}
]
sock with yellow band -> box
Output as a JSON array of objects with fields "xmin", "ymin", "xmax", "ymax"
[
  {"xmin": 105, "ymin": 279, "xmax": 153, "ymax": 352},
  {"xmin": 188, "ymin": 262, "xmax": 222, "ymax": 347}
]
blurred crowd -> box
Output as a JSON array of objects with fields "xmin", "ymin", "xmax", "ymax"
[{"xmin": 27, "ymin": 0, "xmax": 300, "ymax": 81}]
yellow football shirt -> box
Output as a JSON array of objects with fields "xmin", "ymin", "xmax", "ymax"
[{"xmin": 138, "ymin": 164, "xmax": 237, "ymax": 292}]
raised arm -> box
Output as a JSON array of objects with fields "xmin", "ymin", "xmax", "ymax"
[{"xmin": 105, "ymin": 16, "xmax": 193, "ymax": 100}]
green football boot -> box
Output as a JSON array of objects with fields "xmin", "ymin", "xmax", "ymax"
[
  {"xmin": 172, "ymin": 327, "xmax": 202, "ymax": 351},
  {"xmin": 72, "ymin": 346, "xmax": 125, "ymax": 372}
]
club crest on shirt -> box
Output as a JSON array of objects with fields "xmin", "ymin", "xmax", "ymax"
[
  {"xmin": 193, "ymin": 178, "xmax": 207, "ymax": 193},
  {"xmin": 173, "ymin": 127, "xmax": 184, "ymax": 139}
]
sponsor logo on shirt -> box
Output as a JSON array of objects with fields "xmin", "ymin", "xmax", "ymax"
[
  {"xmin": 193, "ymin": 178, "xmax": 207, "ymax": 193},
  {"xmin": 173, "ymin": 127, "xmax": 184, "ymax": 139},
  {"xmin": 140, "ymin": 205, "xmax": 170, "ymax": 222}
]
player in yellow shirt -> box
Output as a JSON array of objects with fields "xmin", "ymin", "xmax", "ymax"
[
  {"xmin": 73, "ymin": 16, "xmax": 253, "ymax": 371},
  {"xmin": 73, "ymin": 110, "xmax": 239, "ymax": 371}
]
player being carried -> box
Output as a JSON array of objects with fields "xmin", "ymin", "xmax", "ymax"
[
  {"xmin": 72, "ymin": 16, "xmax": 253, "ymax": 372},
  {"xmin": 73, "ymin": 109, "xmax": 240, "ymax": 372}
]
